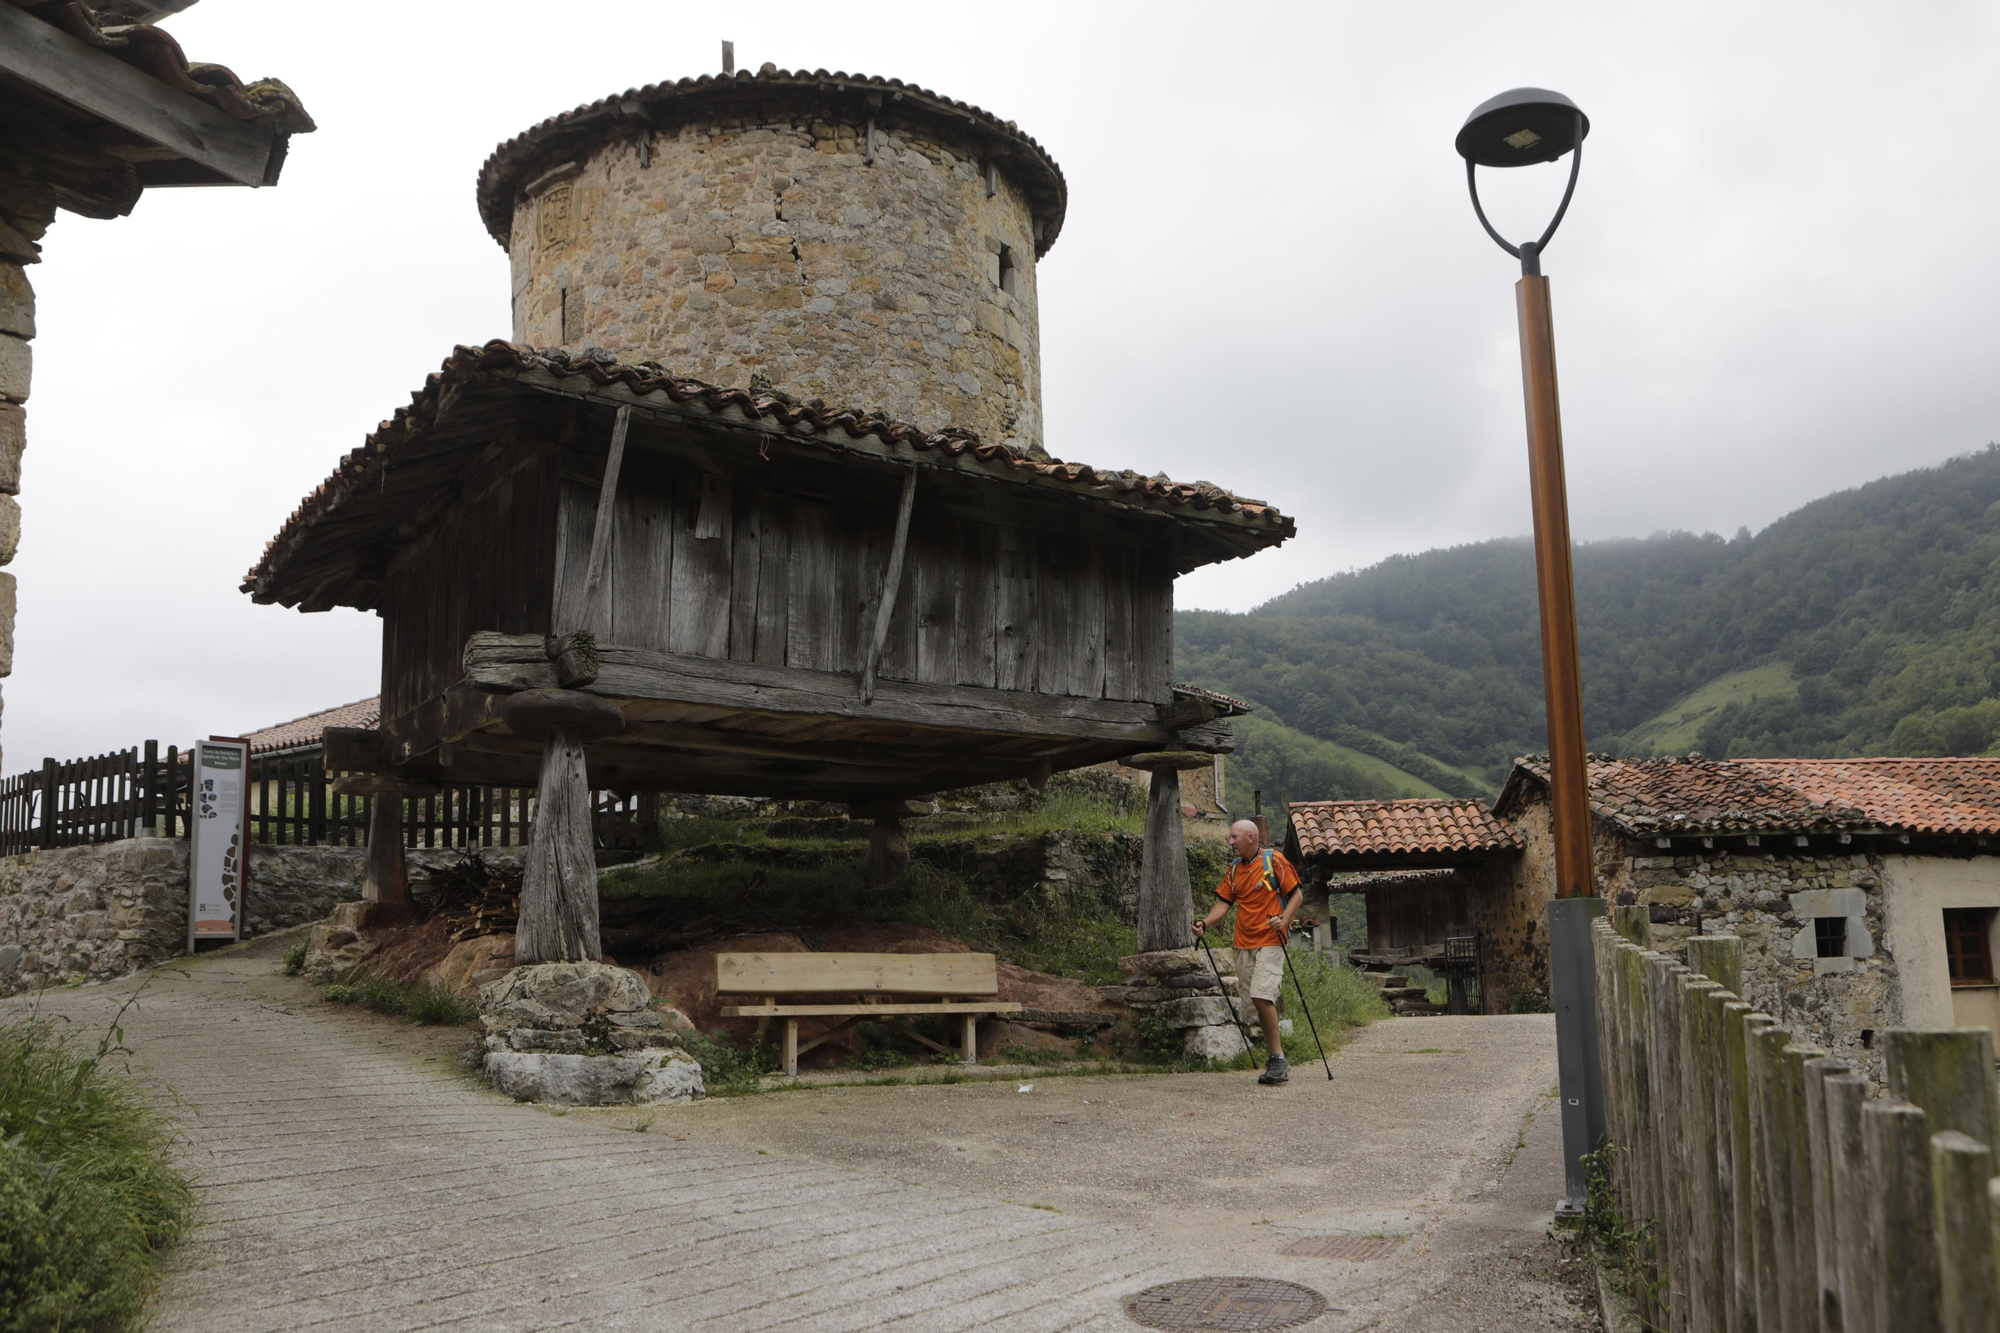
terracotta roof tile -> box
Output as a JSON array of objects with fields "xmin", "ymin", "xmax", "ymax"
[
  {"xmin": 1288, "ymin": 798, "xmax": 1523, "ymax": 860},
  {"xmin": 245, "ymin": 697, "xmax": 379, "ymax": 754},
  {"xmin": 476, "ymin": 67, "xmax": 1062, "ymax": 253},
  {"xmin": 26, "ymin": 2, "xmax": 314, "ymax": 134},
  {"xmin": 242, "ymin": 341, "xmax": 1293, "ymax": 605},
  {"xmin": 1504, "ymin": 755, "xmax": 2000, "ymax": 838}
]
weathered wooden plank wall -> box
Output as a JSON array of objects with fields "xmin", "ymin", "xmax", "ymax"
[{"xmin": 531, "ymin": 457, "xmax": 1173, "ymax": 705}]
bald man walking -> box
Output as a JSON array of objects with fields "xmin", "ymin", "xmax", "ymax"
[{"xmin": 1193, "ymin": 819, "xmax": 1303, "ymax": 1085}]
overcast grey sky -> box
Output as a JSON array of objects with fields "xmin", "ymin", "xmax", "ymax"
[{"xmin": 12, "ymin": 1, "xmax": 2000, "ymax": 771}]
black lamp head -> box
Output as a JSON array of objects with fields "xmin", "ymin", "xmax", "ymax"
[{"xmin": 1456, "ymin": 88, "xmax": 1589, "ymax": 168}]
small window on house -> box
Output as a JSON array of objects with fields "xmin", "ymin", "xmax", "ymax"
[
  {"xmin": 1945, "ymin": 907, "xmax": 1997, "ymax": 986},
  {"xmin": 1814, "ymin": 916, "xmax": 1847, "ymax": 959},
  {"xmin": 997, "ymin": 245, "xmax": 1017, "ymax": 297}
]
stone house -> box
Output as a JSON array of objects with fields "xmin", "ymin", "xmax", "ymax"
[
  {"xmin": 1291, "ymin": 756, "xmax": 2000, "ymax": 1072},
  {"xmin": 0, "ymin": 1, "xmax": 310, "ymax": 766}
]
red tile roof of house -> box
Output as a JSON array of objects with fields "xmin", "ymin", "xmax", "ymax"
[
  {"xmin": 1500, "ymin": 755, "xmax": 2000, "ymax": 838},
  {"xmin": 245, "ymin": 697, "xmax": 379, "ymax": 754},
  {"xmin": 1288, "ymin": 798, "xmax": 1524, "ymax": 861}
]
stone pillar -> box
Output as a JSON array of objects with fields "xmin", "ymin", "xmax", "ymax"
[{"xmin": 0, "ymin": 174, "xmax": 53, "ymax": 775}]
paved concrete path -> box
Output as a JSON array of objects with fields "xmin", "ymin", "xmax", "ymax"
[{"xmin": 9, "ymin": 935, "xmax": 1595, "ymax": 1332}]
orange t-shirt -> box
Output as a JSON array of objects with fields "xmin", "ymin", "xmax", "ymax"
[{"xmin": 1216, "ymin": 850, "xmax": 1301, "ymax": 949}]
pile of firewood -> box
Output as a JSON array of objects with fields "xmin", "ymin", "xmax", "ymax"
[{"xmin": 419, "ymin": 854, "xmax": 522, "ymax": 942}]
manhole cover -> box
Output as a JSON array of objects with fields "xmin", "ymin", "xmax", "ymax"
[
  {"xmin": 1124, "ymin": 1277, "xmax": 1328, "ymax": 1330},
  {"xmin": 1280, "ymin": 1234, "xmax": 1407, "ymax": 1261}
]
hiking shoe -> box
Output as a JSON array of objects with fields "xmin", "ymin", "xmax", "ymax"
[{"xmin": 1258, "ymin": 1055, "xmax": 1290, "ymax": 1085}]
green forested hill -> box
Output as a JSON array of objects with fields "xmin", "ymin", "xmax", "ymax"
[{"xmin": 1179, "ymin": 445, "xmax": 2000, "ymax": 784}]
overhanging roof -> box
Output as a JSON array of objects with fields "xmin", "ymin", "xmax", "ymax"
[{"xmin": 243, "ymin": 341, "xmax": 1295, "ymax": 612}]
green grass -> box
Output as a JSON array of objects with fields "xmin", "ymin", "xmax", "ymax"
[
  {"xmin": 0, "ymin": 997, "xmax": 195, "ymax": 1333},
  {"xmin": 1277, "ymin": 951, "xmax": 1392, "ymax": 1065},
  {"xmin": 1617, "ymin": 663, "xmax": 1797, "ymax": 756},
  {"xmin": 280, "ymin": 941, "xmax": 308, "ymax": 976},
  {"xmin": 323, "ymin": 975, "xmax": 477, "ymax": 1026}
]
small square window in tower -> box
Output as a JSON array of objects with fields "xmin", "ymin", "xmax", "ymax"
[
  {"xmin": 1945, "ymin": 907, "xmax": 1997, "ymax": 985},
  {"xmin": 997, "ymin": 245, "xmax": 1017, "ymax": 298},
  {"xmin": 1813, "ymin": 915, "xmax": 1847, "ymax": 959}
]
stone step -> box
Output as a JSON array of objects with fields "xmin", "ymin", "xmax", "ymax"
[
  {"xmin": 1378, "ymin": 987, "xmax": 1429, "ymax": 1002},
  {"xmin": 1363, "ymin": 972, "xmax": 1409, "ymax": 989}
]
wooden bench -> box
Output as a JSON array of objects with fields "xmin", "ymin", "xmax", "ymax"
[{"xmin": 715, "ymin": 952, "xmax": 1022, "ymax": 1076}]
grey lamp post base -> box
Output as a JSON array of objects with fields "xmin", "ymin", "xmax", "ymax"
[{"xmin": 1548, "ymin": 896, "xmax": 1608, "ymax": 1217}]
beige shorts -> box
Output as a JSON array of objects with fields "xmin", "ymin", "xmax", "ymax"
[{"xmin": 1235, "ymin": 946, "xmax": 1285, "ymax": 1003}]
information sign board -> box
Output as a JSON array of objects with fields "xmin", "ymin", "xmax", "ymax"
[{"xmin": 188, "ymin": 737, "xmax": 250, "ymax": 944}]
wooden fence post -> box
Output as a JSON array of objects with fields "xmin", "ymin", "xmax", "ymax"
[
  {"xmin": 1779, "ymin": 1045, "xmax": 1829, "ymax": 1333},
  {"xmin": 1687, "ymin": 933, "xmax": 1745, "ymax": 998},
  {"xmin": 38, "ymin": 757, "xmax": 55, "ymax": 849},
  {"xmin": 1801, "ymin": 1055, "xmax": 1850, "ymax": 1333},
  {"xmin": 1747, "ymin": 1018, "xmax": 1791, "ymax": 1333},
  {"xmin": 1823, "ymin": 1073, "xmax": 1878, "ymax": 1333},
  {"xmin": 1884, "ymin": 1028, "xmax": 2000, "ymax": 1152},
  {"xmin": 1864, "ymin": 1097, "xmax": 1942, "ymax": 1333},
  {"xmin": 1929, "ymin": 1131, "xmax": 1999, "ymax": 1333},
  {"xmin": 1701, "ymin": 987, "xmax": 1743, "ymax": 1333},
  {"xmin": 1649, "ymin": 956, "xmax": 1692, "ymax": 1330},
  {"xmin": 1612, "ymin": 903, "xmax": 1652, "ymax": 946},
  {"xmin": 1683, "ymin": 975, "xmax": 1725, "ymax": 1333}
]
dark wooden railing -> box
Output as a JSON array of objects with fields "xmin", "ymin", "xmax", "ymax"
[{"xmin": 0, "ymin": 742, "xmax": 660, "ymax": 858}]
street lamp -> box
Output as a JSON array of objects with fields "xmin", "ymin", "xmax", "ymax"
[{"xmin": 1457, "ymin": 86, "xmax": 1605, "ymax": 1219}]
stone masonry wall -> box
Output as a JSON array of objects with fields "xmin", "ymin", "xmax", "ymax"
[
  {"xmin": 0, "ymin": 841, "xmax": 493, "ymax": 999},
  {"xmin": 507, "ymin": 97, "xmax": 1044, "ymax": 453},
  {"xmin": 0, "ymin": 174, "xmax": 51, "ymax": 770},
  {"xmin": 1598, "ymin": 838, "xmax": 1896, "ymax": 1079}
]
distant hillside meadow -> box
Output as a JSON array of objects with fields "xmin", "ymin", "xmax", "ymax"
[{"xmin": 1189, "ymin": 445, "xmax": 2000, "ymax": 813}]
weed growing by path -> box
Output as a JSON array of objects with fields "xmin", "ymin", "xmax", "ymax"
[
  {"xmin": 0, "ymin": 995, "xmax": 194, "ymax": 1333},
  {"xmin": 323, "ymin": 975, "xmax": 475, "ymax": 1026},
  {"xmin": 280, "ymin": 941, "xmax": 308, "ymax": 976},
  {"xmin": 1280, "ymin": 951, "xmax": 1391, "ymax": 1067},
  {"xmin": 679, "ymin": 1030, "xmax": 779, "ymax": 1095}
]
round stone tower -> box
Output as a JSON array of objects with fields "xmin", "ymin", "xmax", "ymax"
[{"xmin": 477, "ymin": 66, "xmax": 1067, "ymax": 456}]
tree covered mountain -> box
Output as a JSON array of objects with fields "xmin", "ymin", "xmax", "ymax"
[{"xmin": 1182, "ymin": 445, "xmax": 2000, "ymax": 790}]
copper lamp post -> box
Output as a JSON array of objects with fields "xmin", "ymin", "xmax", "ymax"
[{"xmin": 1457, "ymin": 86, "xmax": 1605, "ymax": 1217}]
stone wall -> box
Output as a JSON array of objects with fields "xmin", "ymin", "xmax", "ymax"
[
  {"xmin": 0, "ymin": 173, "xmax": 51, "ymax": 770},
  {"xmin": 507, "ymin": 98, "xmax": 1045, "ymax": 453},
  {"xmin": 0, "ymin": 840, "xmax": 492, "ymax": 998},
  {"xmin": 1582, "ymin": 830, "xmax": 1897, "ymax": 1079}
]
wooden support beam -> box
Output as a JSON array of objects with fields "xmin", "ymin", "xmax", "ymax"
[
  {"xmin": 463, "ymin": 632, "xmax": 1175, "ymax": 745},
  {"xmin": 0, "ymin": 4, "xmax": 282, "ymax": 188},
  {"xmin": 860, "ymin": 466, "xmax": 917, "ymax": 705},
  {"xmin": 1137, "ymin": 767, "xmax": 1193, "ymax": 953},
  {"xmin": 361, "ymin": 796, "xmax": 409, "ymax": 906}
]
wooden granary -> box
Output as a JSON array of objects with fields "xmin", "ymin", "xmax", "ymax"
[
  {"xmin": 244, "ymin": 343, "xmax": 1289, "ymax": 956},
  {"xmin": 243, "ymin": 68, "xmax": 1292, "ymax": 962}
]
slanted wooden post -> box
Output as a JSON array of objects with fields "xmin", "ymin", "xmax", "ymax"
[
  {"xmin": 1864, "ymin": 1097, "xmax": 1942, "ymax": 1333},
  {"xmin": 852, "ymin": 798, "xmax": 933, "ymax": 892},
  {"xmin": 1929, "ymin": 1131, "xmax": 1998, "ymax": 1333},
  {"xmin": 1127, "ymin": 751, "xmax": 1209, "ymax": 953}
]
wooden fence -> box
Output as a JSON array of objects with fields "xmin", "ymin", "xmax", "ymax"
[
  {"xmin": 1592, "ymin": 910, "xmax": 2000, "ymax": 1333},
  {"xmin": 0, "ymin": 742, "xmax": 660, "ymax": 858}
]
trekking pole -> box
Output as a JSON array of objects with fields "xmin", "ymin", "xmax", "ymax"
[
  {"xmin": 1280, "ymin": 944, "xmax": 1336, "ymax": 1081},
  {"xmin": 1195, "ymin": 929, "xmax": 1256, "ymax": 1058}
]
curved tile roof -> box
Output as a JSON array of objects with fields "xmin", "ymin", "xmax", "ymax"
[
  {"xmin": 243, "ymin": 341, "xmax": 1293, "ymax": 605},
  {"xmin": 475, "ymin": 66, "xmax": 1065, "ymax": 254},
  {"xmin": 30, "ymin": 1, "xmax": 314, "ymax": 133},
  {"xmin": 1288, "ymin": 798, "xmax": 1523, "ymax": 860},
  {"xmin": 1502, "ymin": 754, "xmax": 2000, "ymax": 838},
  {"xmin": 245, "ymin": 697, "xmax": 379, "ymax": 754}
]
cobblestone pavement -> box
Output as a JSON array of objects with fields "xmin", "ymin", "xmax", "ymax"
[{"xmin": 10, "ymin": 935, "xmax": 1597, "ymax": 1332}]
